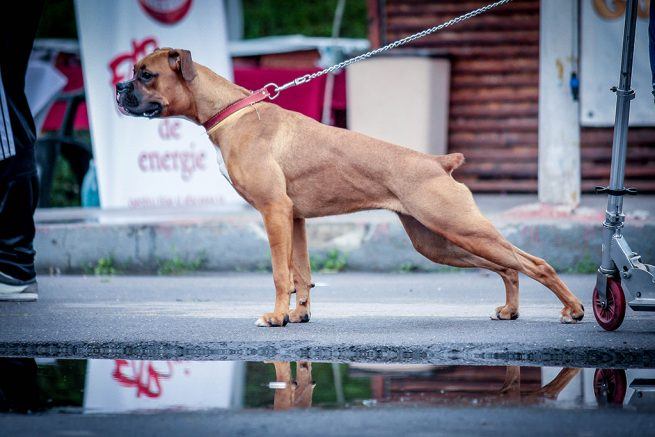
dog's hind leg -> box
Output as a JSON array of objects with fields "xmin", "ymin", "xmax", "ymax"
[
  {"xmin": 289, "ymin": 218, "xmax": 312, "ymax": 323},
  {"xmin": 399, "ymin": 213, "xmax": 519, "ymax": 320},
  {"xmin": 529, "ymin": 368, "xmax": 581, "ymax": 400},
  {"xmin": 400, "ymin": 178, "xmax": 584, "ymax": 323}
]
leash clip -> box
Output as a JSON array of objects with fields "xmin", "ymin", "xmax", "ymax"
[
  {"xmin": 268, "ymin": 74, "xmax": 313, "ymax": 100},
  {"xmin": 263, "ymin": 83, "xmax": 280, "ymax": 100}
]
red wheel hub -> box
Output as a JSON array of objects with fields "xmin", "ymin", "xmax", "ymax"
[
  {"xmin": 593, "ymin": 368, "xmax": 627, "ymax": 405},
  {"xmin": 593, "ymin": 278, "xmax": 626, "ymax": 331}
]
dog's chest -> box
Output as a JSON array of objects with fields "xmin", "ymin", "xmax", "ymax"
[
  {"xmin": 214, "ymin": 146, "xmax": 233, "ymax": 185},
  {"xmin": 211, "ymin": 145, "xmax": 257, "ymax": 206}
]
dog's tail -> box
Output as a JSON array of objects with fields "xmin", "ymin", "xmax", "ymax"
[{"xmin": 438, "ymin": 152, "xmax": 465, "ymax": 174}]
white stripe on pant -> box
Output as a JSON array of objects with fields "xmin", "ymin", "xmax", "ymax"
[{"xmin": 0, "ymin": 69, "xmax": 16, "ymax": 161}]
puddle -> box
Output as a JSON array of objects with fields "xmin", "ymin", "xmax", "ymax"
[{"xmin": 0, "ymin": 358, "xmax": 653, "ymax": 414}]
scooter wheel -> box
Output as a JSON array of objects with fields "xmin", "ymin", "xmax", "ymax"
[
  {"xmin": 593, "ymin": 278, "xmax": 626, "ymax": 331},
  {"xmin": 593, "ymin": 368, "xmax": 627, "ymax": 405}
]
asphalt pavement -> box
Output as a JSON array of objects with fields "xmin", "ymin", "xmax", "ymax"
[
  {"xmin": 3, "ymin": 407, "xmax": 653, "ymax": 437},
  {"xmin": 1, "ymin": 272, "xmax": 654, "ymax": 367}
]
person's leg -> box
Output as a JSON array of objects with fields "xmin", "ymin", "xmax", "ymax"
[
  {"xmin": 0, "ymin": 171, "xmax": 39, "ymax": 294},
  {"xmin": 0, "ymin": 1, "xmax": 44, "ymax": 300},
  {"xmin": 0, "ymin": 358, "xmax": 40, "ymax": 413}
]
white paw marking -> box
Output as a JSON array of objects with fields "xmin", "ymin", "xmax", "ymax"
[
  {"xmin": 255, "ymin": 317, "xmax": 269, "ymax": 327},
  {"xmin": 560, "ymin": 315, "xmax": 575, "ymax": 324}
]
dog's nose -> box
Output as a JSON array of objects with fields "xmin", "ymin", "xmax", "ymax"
[{"xmin": 116, "ymin": 81, "xmax": 133, "ymax": 94}]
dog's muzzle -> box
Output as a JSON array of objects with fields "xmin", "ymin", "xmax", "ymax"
[
  {"xmin": 115, "ymin": 80, "xmax": 162, "ymax": 118},
  {"xmin": 116, "ymin": 81, "xmax": 138, "ymax": 108}
]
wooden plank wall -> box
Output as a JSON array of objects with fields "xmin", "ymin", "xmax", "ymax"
[
  {"xmin": 375, "ymin": 0, "xmax": 655, "ymax": 193},
  {"xmin": 582, "ymin": 128, "xmax": 655, "ymax": 192}
]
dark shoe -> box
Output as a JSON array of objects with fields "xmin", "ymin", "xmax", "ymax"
[{"xmin": 0, "ymin": 271, "xmax": 37, "ymax": 301}]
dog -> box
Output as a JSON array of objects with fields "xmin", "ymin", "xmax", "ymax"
[
  {"xmin": 268, "ymin": 362, "xmax": 578, "ymax": 409},
  {"xmin": 116, "ymin": 48, "xmax": 585, "ymax": 327},
  {"xmin": 270, "ymin": 361, "xmax": 315, "ymax": 410}
]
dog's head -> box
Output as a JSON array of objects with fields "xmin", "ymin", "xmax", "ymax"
[{"xmin": 115, "ymin": 48, "xmax": 197, "ymax": 119}]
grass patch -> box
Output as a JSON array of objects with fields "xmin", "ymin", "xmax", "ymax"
[
  {"xmin": 311, "ymin": 249, "xmax": 348, "ymax": 273},
  {"xmin": 86, "ymin": 256, "xmax": 118, "ymax": 276},
  {"xmin": 157, "ymin": 254, "xmax": 207, "ymax": 275},
  {"xmin": 565, "ymin": 254, "xmax": 598, "ymax": 274},
  {"xmin": 399, "ymin": 262, "xmax": 421, "ymax": 273}
]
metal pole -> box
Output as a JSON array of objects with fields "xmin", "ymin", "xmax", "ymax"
[
  {"xmin": 600, "ymin": 0, "xmax": 638, "ymax": 273},
  {"xmin": 332, "ymin": 363, "xmax": 345, "ymax": 405}
]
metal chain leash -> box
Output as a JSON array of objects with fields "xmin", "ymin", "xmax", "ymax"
[{"xmin": 265, "ymin": 0, "xmax": 513, "ymax": 99}]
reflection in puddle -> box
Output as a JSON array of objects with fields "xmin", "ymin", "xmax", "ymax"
[
  {"xmin": 0, "ymin": 357, "xmax": 653, "ymax": 414},
  {"xmin": 85, "ymin": 360, "xmax": 243, "ymax": 412}
]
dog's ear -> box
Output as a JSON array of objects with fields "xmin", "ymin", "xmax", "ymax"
[{"xmin": 168, "ymin": 49, "xmax": 197, "ymax": 82}]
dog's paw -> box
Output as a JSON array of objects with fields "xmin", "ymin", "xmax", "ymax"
[
  {"xmin": 289, "ymin": 308, "xmax": 311, "ymax": 323},
  {"xmin": 255, "ymin": 312, "xmax": 289, "ymax": 327},
  {"xmin": 491, "ymin": 305, "xmax": 519, "ymax": 321},
  {"xmin": 560, "ymin": 303, "xmax": 584, "ymax": 324}
]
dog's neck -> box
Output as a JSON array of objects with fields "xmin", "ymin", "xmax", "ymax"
[{"xmin": 190, "ymin": 65, "xmax": 250, "ymax": 126}]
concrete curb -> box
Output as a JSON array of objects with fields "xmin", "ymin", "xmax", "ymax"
[
  {"xmin": 34, "ymin": 209, "xmax": 655, "ymax": 274},
  {"xmin": 1, "ymin": 340, "xmax": 653, "ymax": 368}
]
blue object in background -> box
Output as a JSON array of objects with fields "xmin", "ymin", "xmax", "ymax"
[
  {"xmin": 569, "ymin": 72, "xmax": 579, "ymax": 101},
  {"xmin": 81, "ymin": 159, "xmax": 100, "ymax": 207}
]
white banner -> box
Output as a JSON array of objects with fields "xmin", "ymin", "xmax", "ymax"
[
  {"xmin": 75, "ymin": 0, "xmax": 244, "ymax": 208},
  {"xmin": 83, "ymin": 359, "xmax": 244, "ymax": 413},
  {"xmin": 580, "ymin": 0, "xmax": 653, "ymax": 126}
]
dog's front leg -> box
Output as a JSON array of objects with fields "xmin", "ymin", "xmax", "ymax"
[
  {"xmin": 500, "ymin": 366, "xmax": 521, "ymax": 398},
  {"xmin": 290, "ymin": 218, "xmax": 312, "ymax": 323},
  {"xmin": 271, "ymin": 362, "xmax": 293, "ymax": 410},
  {"xmin": 293, "ymin": 362, "xmax": 315, "ymax": 408},
  {"xmin": 256, "ymin": 202, "xmax": 294, "ymax": 327}
]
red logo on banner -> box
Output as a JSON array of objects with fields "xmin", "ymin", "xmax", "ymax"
[
  {"xmin": 109, "ymin": 37, "xmax": 159, "ymax": 87},
  {"xmin": 138, "ymin": 0, "xmax": 193, "ymax": 25},
  {"xmin": 112, "ymin": 359, "xmax": 178, "ymax": 398}
]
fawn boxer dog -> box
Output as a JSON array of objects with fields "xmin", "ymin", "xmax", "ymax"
[
  {"xmin": 267, "ymin": 362, "xmax": 580, "ymax": 409},
  {"xmin": 116, "ymin": 48, "xmax": 585, "ymax": 327}
]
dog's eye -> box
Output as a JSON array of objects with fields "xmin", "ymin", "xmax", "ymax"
[{"xmin": 141, "ymin": 71, "xmax": 154, "ymax": 81}]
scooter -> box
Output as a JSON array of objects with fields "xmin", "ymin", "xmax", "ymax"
[
  {"xmin": 593, "ymin": 368, "xmax": 655, "ymax": 408},
  {"xmin": 593, "ymin": 0, "xmax": 655, "ymax": 331}
]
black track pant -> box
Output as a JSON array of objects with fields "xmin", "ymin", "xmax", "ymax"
[
  {"xmin": 0, "ymin": 2, "xmax": 44, "ymax": 281},
  {"xmin": 650, "ymin": 2, "xmax": 655, "ymax": 97}
]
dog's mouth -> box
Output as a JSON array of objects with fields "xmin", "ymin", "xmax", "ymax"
[
  {"xmin": 115, "ymin": 89, "xmax": 163, "ymax": 119},
  {"xmin": 116, "ymin": 99, "xmax": 163, "ymax": 119},
  {"xmin": 137, "ymin": 102, "xmax": 163, "ymax": 118}
]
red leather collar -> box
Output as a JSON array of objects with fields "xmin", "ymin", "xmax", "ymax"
[{"xmin": 202, "ymin": 87, "xmax": 271, "ymax": 132}]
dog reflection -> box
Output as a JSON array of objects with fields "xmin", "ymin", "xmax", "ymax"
[
  {"xmin": 266, "ymin": 363, "xmax": 579, "ymax": 410},
  {"xmin": 357, "ymin": 364, "xmax": 581, "ymax": 406},
  {"xmin": 500, "ymin": 366, "xmax": 580, "ymax": 403},
  {"xmin": 271, "ymin": 362, "xmax": 315, "ymax": 410}
]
